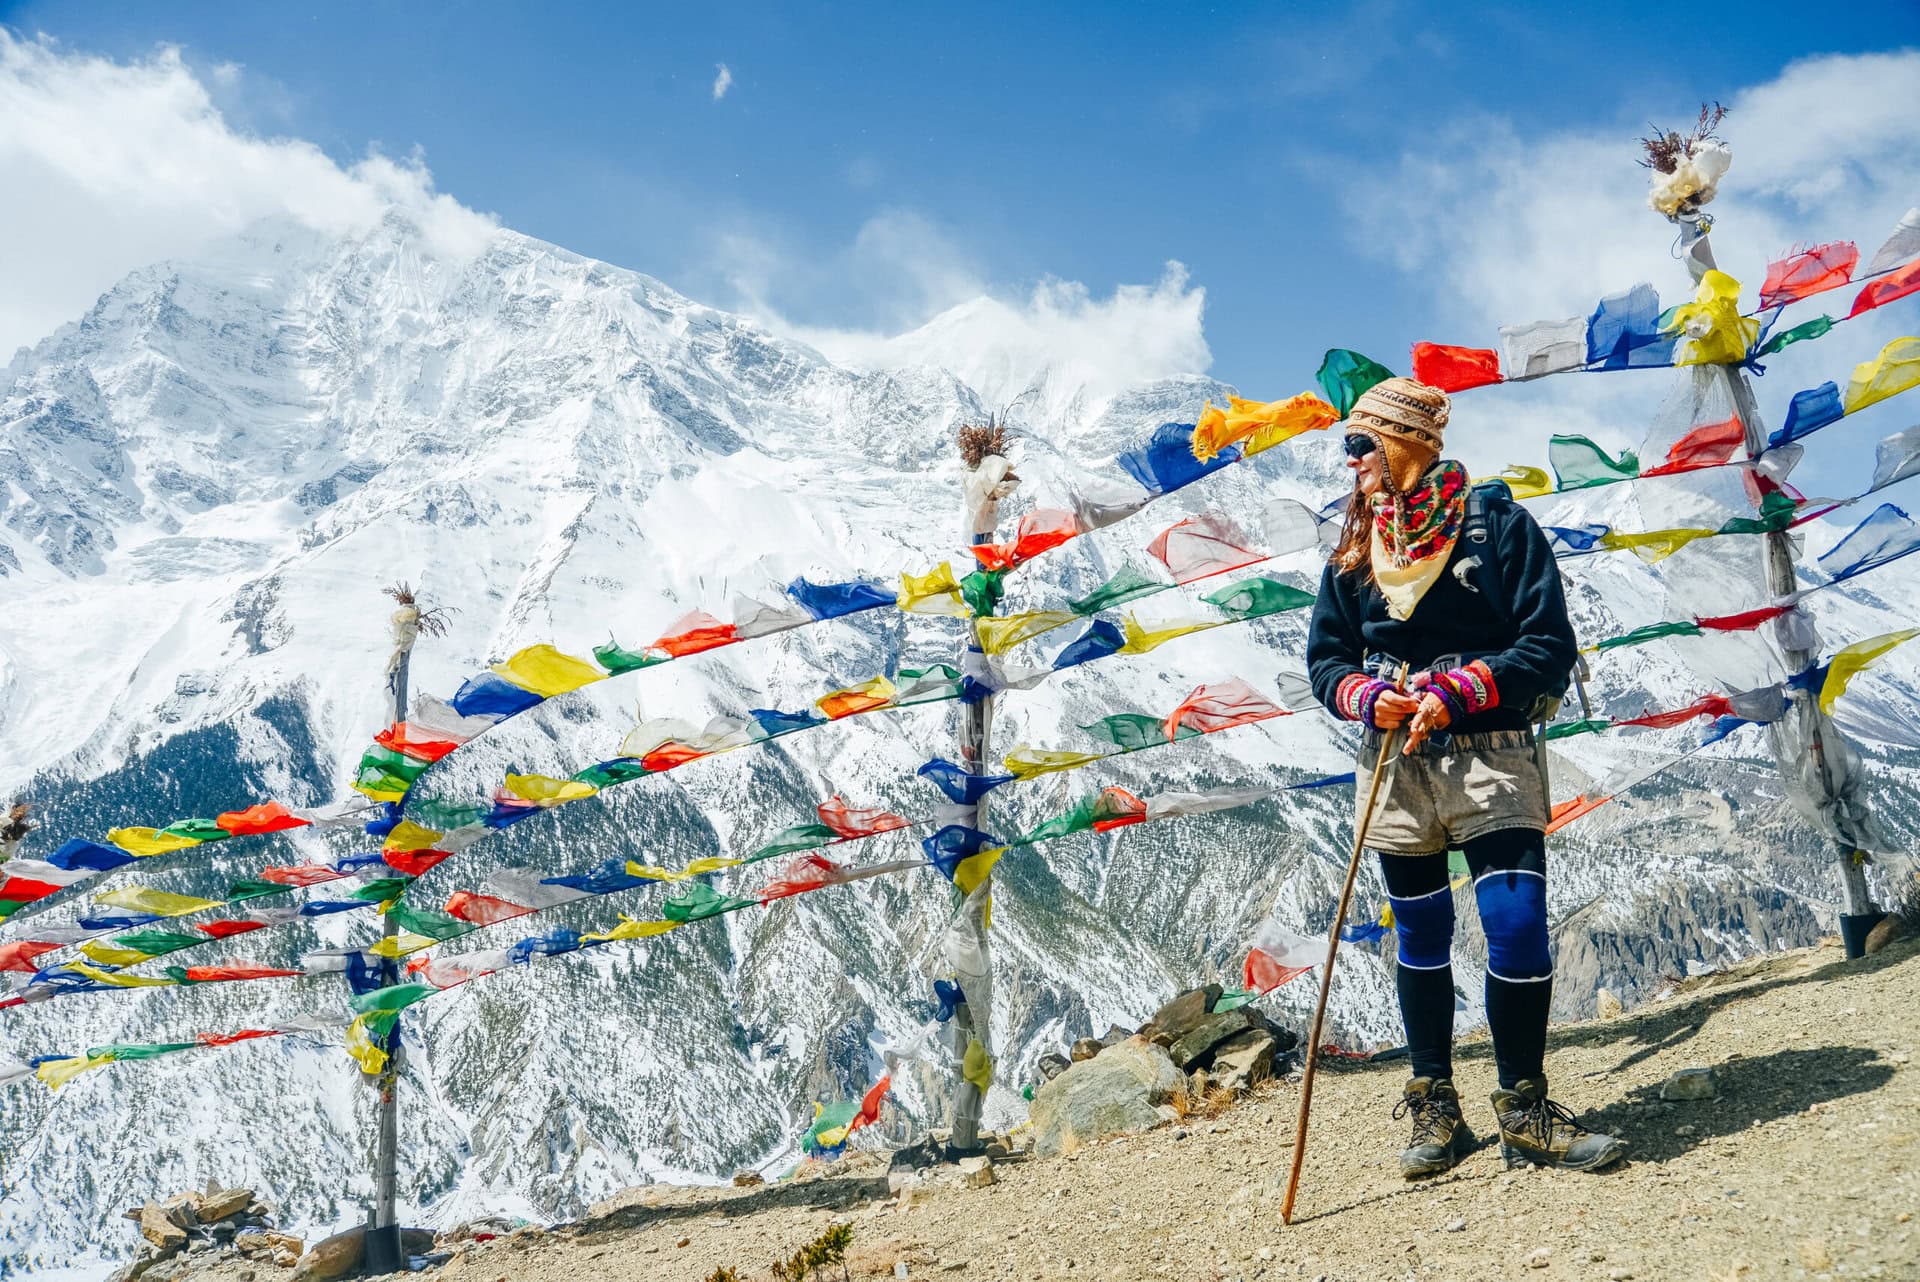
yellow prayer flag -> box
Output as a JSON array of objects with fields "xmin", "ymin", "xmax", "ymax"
[
  {"xmin": 93, "ymin": 887, "xmax": 221, "ymax": 917},
  {"xmin": 80, "ymin": 940, "xmax": 159, "ymax": 967},
  {"xmin": 1481, "ymin": 465, "xmax": 1554, "ymax": 500},
  {"xmin": 503, "ymin": 773, "xmax": 599, "ymax": 807},
  {"xmin": 1596, "ymin": 526, "xmax": 1716, "ymax": 563},
  {"xmin": 1841, "ymin": 336, "xmax": 1920, "ymax": 415},
  {"xmin": 106, "ymin": 827, "xmax": 200, "ymax": 857},
  {"xmin": 1192, "ymin": 393, "xmax": 1338, "ymax": 462},
  {"xmin": 962, "ymin": 1037, "xmax": 992, "ymax": 1093},
  {"xmin": 899, "ymin": 563, "xmax": 969, "ymax": 617},
  {"xmin": 491, "ymin": 644, "xmax": 607, "ymax": 698},
  {"xmin": 817, "ymin": 676, "xmax": 896, "ymax": 719},
  {"xmin": 626, "ymin": 861, "xmax": 692, "ymax": 882},
  {"xmin": 1003, "ymin": 747, "xmax": 1105, "ymax": 780},
  {"xmin": 382, "ymin": 819, "xmax": 445, "ymax": 853},
  {"xmin": 1669, "ymin": 270, "xmax": 1760, "ymax": 366},
  {"xmin": 1119, "ymin": 613, "xmax": 1219, "ymax": 654},
  {"xmin": 65, "ymin": 960, "xmax": 175, "ymax": 989},
  {"xmin": 37, "ymin": 1053, "xmax": 110, "ymax": 1091},
  {"xmin": 953, "ymin": 846, "xmax": 1005, "ymax": 897},
  {"xmin": 976, "ymin": 610, "xmax": 1079, "ymax": 656},
  {"xmin": 583, "ymin": 914, "xmax": 684, "ymax": 943},
  {"xmin": 352, "ymin": 778, "xmax": 409, "ymax": 804},
  {"xmin": 369, "ymin": 933, "xmax": 439, "ymax": 958},
  {"xmin": 1820, "ymin": 628, "xmax": 1920, "ymax": 714},
  {"xmin": 685, "ymin": 856, "xmax": 741, "ymax": 875},
  {"xmin": 345, "ymin": 1014, "xmax": 389, "ymax": 1076}
]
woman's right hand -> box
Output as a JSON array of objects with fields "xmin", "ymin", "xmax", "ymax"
[{"xmin": 1370, "ymin": 689, "xmax": 1422, "ymax": 728}]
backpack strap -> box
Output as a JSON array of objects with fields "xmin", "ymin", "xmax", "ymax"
[{"xmin": 1455, "ymin": 479, "xmax": 1510, "ymax": 624}]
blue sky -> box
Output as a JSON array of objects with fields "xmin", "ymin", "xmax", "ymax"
[{"xmin": 2, "ymin": 2, "xmax": 1917, "ymax": 497}]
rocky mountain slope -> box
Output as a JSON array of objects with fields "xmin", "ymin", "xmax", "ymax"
[{"xmin": 0, "ymin": 213, "xmax": 1915, "ymax": 1277}]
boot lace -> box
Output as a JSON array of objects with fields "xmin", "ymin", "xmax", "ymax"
[
  {"xmin": 1393, "ymin": 1092, "xmax": 1453, "ymax": 1145},
  {"xmin": 1515, "ymin": 1094, "xmax": 1590, "ymax": 1145}
]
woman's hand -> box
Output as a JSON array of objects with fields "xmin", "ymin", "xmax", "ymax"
[
  {"xmin": 1403, "ymin": 691, "xmax": 1452, "ymax": 754},
  {"xmin": 1370, "ymin": 689, "xmax": 1422, "ymax": 728}
]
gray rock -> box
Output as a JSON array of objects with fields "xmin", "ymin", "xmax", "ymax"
[
  {"xmin": 1098, "ymin": 1024, "xmax": 1132, "ymax": 1048},
  {"xmin": 1069, "ymin": 1037, "xmax": 1103, "ymax": 1062},
  {"xmin": 1597, "ymin": 988, "xmax": 1625, "ymax": 1019},
  {"xmin": 1028, "ymin": 1037, "xmax": 1186, "ymax": 1156},
  {"xmin": 1142, "ymin": 985, "xmax": 1222, "ymax": 1046},
  {"xmin": 1659, "ymin": 1067, "xmax": 1719, "ymax": 1101},
  {"xmin": 1037, "ymin": 1051, "xmax": 1072, "ymax": 1081},
  {"xmin": 1210, "ymin": 1028, "xmax": 1278, "ymax": 1092},
  {"xmin": 1865, "ymin": 914, "xmax": 1906, "ymax": 955},
  {"xmin": 1167, "ymin": 1008, "xmax": 1253, "ymax": 1069},
  {"xmin": 957, "ymin": 1155, "xmax": 997, "ymax": 1188}
]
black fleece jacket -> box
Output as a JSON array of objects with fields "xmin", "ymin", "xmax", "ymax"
[{"xmin": 1306, "ymin": 490, "xmax": 1578, "ymax": 734}]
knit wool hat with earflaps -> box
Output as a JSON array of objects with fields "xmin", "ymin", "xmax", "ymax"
[{"xmin": 1348, "ymin": 377, "xmax": 1451, "ymax": 494}]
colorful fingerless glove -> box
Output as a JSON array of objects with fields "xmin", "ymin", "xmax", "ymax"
[
  {"xmin": 1334, "ymin": 673, "xmax": 1395, "ymax": 729},
  {"xmin": 1422, "ymin": 660, "xmax": 1499, "ymax": 723}
]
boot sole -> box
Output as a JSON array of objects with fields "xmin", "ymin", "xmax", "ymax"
[
  {"xmin": 1499, "ymin": 1138, "xmax": 1628, "ymax": 1172},
  {"xmin": 1401, "ymin": 1132, "xmax": 1476, "ymax": 1179}
]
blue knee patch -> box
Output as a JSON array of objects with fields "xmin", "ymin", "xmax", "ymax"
[
  {"xmin": 1475, "ymin": 870, "xmax": 1550, "ymax": 980},
  {"xmin": 1389, "ymin": 886, "xmax": 1454, "ymax": 970}
]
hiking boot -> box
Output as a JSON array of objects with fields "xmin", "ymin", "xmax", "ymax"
[
  {"xmin": 1490, "ymin": 1077, "xmax": 1627, "ymax": 1172},
  {"xmin": 1393, "ymin": 1077, "xmax": 1473, "ymax": 1178}
]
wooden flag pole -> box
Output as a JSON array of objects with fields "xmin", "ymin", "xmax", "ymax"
[{"xmin": 1281, "ymin": 664, "xmax": 1406, "ymax": 1224}]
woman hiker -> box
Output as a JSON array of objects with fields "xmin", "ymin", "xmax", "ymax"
[{"xmin": 1303, "ymin": 376, "xmax": 1628, "ymax": 1177}]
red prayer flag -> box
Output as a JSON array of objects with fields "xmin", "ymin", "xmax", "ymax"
[
  {"xmin": 0, "ymin": 940, "xmax": 60, "ymax": 973},
  {"xmin": 1545, "ymin": 794, "xmax": 1610, "ymax": 834},
  {"xmin": 445, "ymin": 891, "xmax": 531, "ymax": 927},
  {"xmin": 1410, "ymin": 342, "xmax": 1502, "ymax": 392},
  {"xmin": 1614, "ymin": 695, "xmax": 1734, "ymax": 730},
  {"xmin": 384, "ymin": 849, "xmax": 452, "ymax": 876},
  {"xmin": 1244, "ymin": 947, "xmax": 1312, "ymax": 995},
  {"xmin": 216, "ymin": 802, "xmax": 307, "ymax": 836},
  {"xmin": 817, "ymin": 689, "xmax": 893, "ymax": 720},
  {"xmin": 196, "ymin": 919, "xmax": 269, "ymax": 939},
  {"xmin": 1695, "ymin": 604, "xmax": 1794, "ymax": 632},
  {"xmin": 651, "ymin": 610, "xmax": 739, "ymax": 658},
  {"xmin": 639, "ymin": 742, "xmax": 708, "ymax": 772},
  {"xmin": 1641, "ymin": 415, "xmax": 1746, "ymax": 478},
  {"xmin": 375, "ymin": 722, "xmax": 464, "ymax": 763},
  {"xmin": 196, "ymin": 1029, "xmax": 281, "ymax": 1048},
  {"xmin": 182, "ymin": 965, "xmax": 304, "ymax": 983},
  {"xmin": 1849, "ymin": 258, "xmax": 1920, "ymax": 318},
  {"xmin": 817, "ymin": 796, "xmax": 910, "ymax": 840},
  {"xmin": 1146, "ymin": 512, "xmax": 1261, "ymax": 584},
  {"xmin": 0, "ymin": 875, "xmax": 63, "ymax": 903},
  {"xmin": 759, "ymin": 853, "xmax": 843, "ymax": 902},
  {"xmin": 1162, "ymin": 677, "xmax": 1285, "ymax": 741},
  {"xmin": 1759, "ymin": 241, "xmax": 1858, "ymax": 309},
  {"xmin": 851, "ymin": 1074, "xmax": 891, "ymax": 1133},
  {"xmin": 969, "ymin": 509, "xmax": 1080, "ymax": 572},
  {"xmin": 1089, "ymin": 787, "xmax": 1148, "ymax": 832},
  {"xmin": 259, "ymin": 863, "xmax": 346, "ymax": 888}
]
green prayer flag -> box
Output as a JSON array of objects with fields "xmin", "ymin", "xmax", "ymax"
[
  {"xmin": 663, "ymin": 882, "xmax": 756, "ymax": 923},
  {"xmin": 406, "ymin": 800, "xmax": 488, "ymax": 830},
  {"xmin": 574, "ymin": 758, "xmax": 653, "ymax": 789},
  {"xmin": 161, "ymin": 818, "xmax": 228, "ymax": 842},
  {"xmin": 749, "ymin": 822, "xmax": 838, "ymax": 861},
  {"xmin": 1543, "ymin": 718, "xmax": 1610, "ymax": 741},
  {"xmin": 352, "ymin": 876, "xmax": 413, "ymax": 903},
  {"xmin": 1446, "ymin": 849, "xmax": 1469, "ymax": 877},
  {"xmin": 358, "ymin": 746, "xmax": 429, "ymax": 782},
  {"xmin": 1019, "ymin": 795, "xmax": 1102, "ymax": 845},
  {"xmin": 1593, "ymin": 621, "xmax": 1704, "ymax": 652},
  {"xmin": 1212, "ymin": 989, "xmax": 1255, "ymax": 1012},
  {"xmin": 1317, "ymin": 349, "xmax": 1395, "ymax": 416},
  {"xmin": 594, "ymin": 639, "xmax": 667, "ymax": 675},
  {"xmin": 350, "ymin": 982, "xmax": 437, "ymax": 1016},
  {"xmin": 224, "ymin": 879, "xmax": 287, "ymax": 902},
  {"xmin": 88, "ymin": 1042, "xmax": 195, "ymax": 1061},
  {"xmin": 1548, "ymin": 435, "xmax": 1640, "ymax": 490},
  {"xmin": 1717, "ymin": 490, "xmax": 1799, "ymax": 536},
  {"xmin": 1081, "ymin": 713, "xmax": 1199, "ymax": 751},
  {"xmin": 1201, "ymin": 576, "xmax": 1316, "ymax": 621},
  {"xmin": 1068, "ymin": 565, "xmax": 1167, "ymax": 615},
  {"xmin": 110, "ymin": 929, "xmax": 202, "ymax": 957},
  {"xmin": 960, "ymin": 568, "xmax": 1006, "ymax": 618},
  {"xmin": 1758, "ymin": 315, "xmax": 1833, "ymax": 358},
  {"xmin": 803, "ymin": 1099, "xmax": 861, "ymax": 1150},
  {"xmin": 386, "ymin": 902, "xmax": 469, "ymax": 940}
]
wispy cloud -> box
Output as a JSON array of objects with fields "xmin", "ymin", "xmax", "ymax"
[
  {"xmin": 0, "ymin": 33, "xmax": 495, "ymax": 357},
  {"xmin": 712, "ymin": 62, "xmax": 732, "ymax": 101}
]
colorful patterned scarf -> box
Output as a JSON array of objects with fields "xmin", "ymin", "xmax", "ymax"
[{"xmin": 1369, "ymin": 460, "xmax": 1468, "ymax": 620}]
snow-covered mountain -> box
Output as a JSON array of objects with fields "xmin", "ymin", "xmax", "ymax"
[{"xmin": 1, "ymin": 213, "xmax": 1915, "ymax": 1277}]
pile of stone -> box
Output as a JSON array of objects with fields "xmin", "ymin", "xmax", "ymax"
[
  {"xmin": 1025, "ymin": 984, "xmax": 1299, "ymax": 1156},
  {"xmin": 116, "ymin": 1181, "xmax": 303, "ymax": 1280}
]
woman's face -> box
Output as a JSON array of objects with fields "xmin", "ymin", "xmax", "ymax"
[{"xmin": 1347, "ymin": 435, "xmax": 1384, "ymax": 496}]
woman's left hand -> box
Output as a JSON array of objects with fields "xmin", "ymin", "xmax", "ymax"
[{"xmin": 1402, "ymin": 691, "xmax": 1452, "ymax": 755}]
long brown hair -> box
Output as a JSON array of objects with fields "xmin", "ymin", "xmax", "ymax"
[{"xmin": 1330, "ymin": 485, "xmax": 1375, "ymax": 581}]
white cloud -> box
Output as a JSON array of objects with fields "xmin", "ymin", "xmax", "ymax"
[
  {"xmin": 712, "ymin": 63, "xmax": 732, "ymax": 101},
  {"xmin": 0, "ymin": 32, "xmax": 495, "ymax": 357},
  {"xmin": 1341, "ymin": 50, "xmax": 1920, "ymax": 496}
]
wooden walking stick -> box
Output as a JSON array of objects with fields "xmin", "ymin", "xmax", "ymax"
[{"xmin": 1281, "ymin": 662, "xmax": 1407, "ymax": 1225}]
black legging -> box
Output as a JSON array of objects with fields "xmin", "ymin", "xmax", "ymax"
[{"xmin": 1375, "ymin": 827, "xmax": 1551, "ymax": 1089}]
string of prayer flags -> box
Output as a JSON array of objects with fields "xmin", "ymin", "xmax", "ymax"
[
  {"xmin": 1316, "ymin": 350, "xmax": 1395, "ymax": 416},
  {"xmin": 1190, "ymin": 392, "xmax": 1338, "ymax": 461},
  {"xmin": 1410, "ymin": 343, "xmax": 1502, "ymax": 393},
  {"xmin": 1760, "ymin": 242, "xmax": 1858, "ymax": 310},
  {"xmin": 1841, "ymin": 336, "xmax": 1920, "ymax": 414},
  {"xmin": 1818, "ymin": 630, "xmax": 1920, "ymax": 715},
  {"xmin": 1668, "ymin": 271, "xmax": 1759, "ymax": 367}
]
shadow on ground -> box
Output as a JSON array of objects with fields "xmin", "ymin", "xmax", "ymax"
[{"xmin": 570, "ymin": 1173, "xmax": 893, "ymax": 1241}]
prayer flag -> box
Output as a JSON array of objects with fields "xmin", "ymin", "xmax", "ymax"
[
  {"xmin": 1118, "ymin": 422, "xmax": 1239, "ymax": 496},
  {"xmin": 1147, "ymin": 513, "xmax": 1261, "ymax": 584},
  {"xmin": 1848, "ymin": 259, "xmax": 1920, "ymax": 318},
  {"xmin": 1841, "ymin": 336, "xmax": 1920, "ymax": 414},
  {"xmin": 1548, "ymin": 435, "xmax": 1639, "ymax": 490},
  {"xmin": 1819, "ymin": 630, "xmax": 1920, "ymax": 714},
  {"xmin": 1668, "ymin": 270, "xmax": 1759, "ymax": 366},
  {"xmin": 817, "ymin": 676, "xmax": 896, "ymax": 719},
  {"xmin": 1200, "ymin": 576, "xmax": 1315, "ymax": 621},
  {"xmin": 1316, "ymin": 350, "xmax": 1395, "ymax": 416},
  {"xmin": 492, "ymin": 644, "xmax": 605, "ymax": 698},
  {"xmin": 787, "ymin": 577, "xmax": 897, "ymax": 620},
  {"xmin": 1052, "ymin": 619, "xmax": 1126, "ymax": 670},
  {"xmin": 899, "ymin": 563, "xmax": 969, "ymax": 616},
  {"xmin": 1866, "ymin": 207, "xmax": 1920, "ymax": 276},
  {"xmin": 1759, "ymin": 242, "xmax": 1857, "ymax": 309},
  {"xmin": 1499, "ymin": 316, "xmax": 1586, "ymax": 380},
  {"xmin": 1587, "ymin": 284, "xmax": 1676, "ymax": 369},
  {"xmin": 1819, "ymin": 504, "xmax": 1920, "ymax": 582},
  {"xmin": 977, "ymin": 610, "xmax": 1080, "ymax": 655},
  {"xmin": 1191, "ymin": 392, "xmax": 1337, "ymax": 461},
  {"xmin": 1770, "ymin": 382, "xmax": 1845, "ymax": 448},
  {"xmin": 1756, "ymin": 315, "xmax": 1833, "ymax": 359},
  {"xmin": 1068, "ymin": 565, "xmax": 1167, "ymax": 616},
  {"xmin": 1410, "ymin": 343, "xmax": 1502, "ymax": 392},
  {"xmin": 1163, "ymin": 678, "xmax": 1283, "ymax": 740},
  {"xmin": 651, "ymin": 610, "xmax": 737, "ymax": 658},
  {"xmin": 1640, "ymin": 416, "xmax": 1746, "ymax": 478}
]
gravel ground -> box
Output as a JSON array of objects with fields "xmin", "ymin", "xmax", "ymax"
[{"xmin": 182, "ymin": 934, "xmax": 1920, "ymax": 1282}]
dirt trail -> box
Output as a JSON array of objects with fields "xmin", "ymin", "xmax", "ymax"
[{"xmin": 200, "ymin": 936, "xmax": 1920, "ymax": 1281}]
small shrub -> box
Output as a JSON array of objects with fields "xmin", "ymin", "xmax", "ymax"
[{"xmin": 770, "ymin": 1222, "xmax": 854, "ymax": 1281}]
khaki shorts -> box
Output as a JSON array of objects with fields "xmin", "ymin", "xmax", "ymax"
[{"xmin": 1353, "ymin": 730, "xmax": 1548, "ymax": 855}]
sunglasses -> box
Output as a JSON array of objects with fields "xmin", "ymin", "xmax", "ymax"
[{"xmin": 1343, "ymin": 434, "xmax": 1377, "ymax": 460}]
